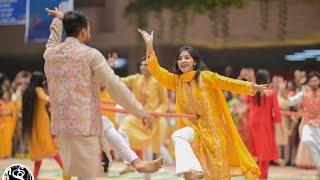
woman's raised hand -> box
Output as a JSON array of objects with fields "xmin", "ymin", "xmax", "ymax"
[{"xmin": 138, "ymin": 29, "xmax": 154, "ymax": 54}]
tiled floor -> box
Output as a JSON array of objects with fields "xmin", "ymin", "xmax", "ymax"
[{"xmin": 0, "ymin": 158, "xmax": 318, "ymax": 180}]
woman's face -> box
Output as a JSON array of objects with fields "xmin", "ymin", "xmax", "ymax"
[
  {"xmin": 272, "ymin": 76, "xmax": 278, "ymax": 85},
  {"xmin": 177, "ymin": 51, "xmax": 195, "ymax": 73},
  {"xmin": 287, "ymin": 81, "xmax": 294, "ymax": 90},
  {"xmin": 294, "ymin": 70, "xmax": 301, "ymax": 81},
  {"xmin": 247, "ymin": 69, "xmax": 255, "ymax": 82},
  {"xmin": 2, "ymin": 91, "xmax": 10, "ymax": 102},
  {"xmin": 239, "ymin": 68, "xmax": 249, "ymax": 80},
  {"xmin": 2, "ymin": 79, "xmax": 10, "ymax": 88}
]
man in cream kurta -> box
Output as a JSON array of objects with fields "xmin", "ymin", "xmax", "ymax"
[{"xmin": 43, "ymin": 8, "xmax": 161, "ymax": 179}]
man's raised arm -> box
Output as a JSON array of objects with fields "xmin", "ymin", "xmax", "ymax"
[{"xmin": 44, "ymin": 7, "xmax": 64, "ymax": 49}]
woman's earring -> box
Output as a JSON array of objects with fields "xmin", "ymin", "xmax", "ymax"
[{"xmin": 193, "ymin": 64, "xmax": 196, "ymax": 69}]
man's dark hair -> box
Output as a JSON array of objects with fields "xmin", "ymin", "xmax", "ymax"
[
  {"xmin": 63, "ymin": 11, "xmax": 88, "ymax": 37},
  {"xmin": 254, "ymin": 69, "xmax": 270, "ymax": 106}
]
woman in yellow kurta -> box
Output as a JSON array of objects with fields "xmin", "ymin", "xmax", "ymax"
[
  {"xmin": 120, "ymin": 60, "xmax": 168, "ymax": 153},
  {"xmin": 100, "ymin": 90, "xmax": 118, "ymax": 128},
  {"xmin": 119, "ymin": 59, "xmax": 168, "ymax": 175},
  {"xmin": 12, "ymin": 84, "xmax": 29, "ymax": 158},
  {"xmin": 0, "ymin": 91, "xmax": 17, "ymax": 158},
  {"xmin": 22, "ymin": 71, "xmax": 68, "ymax": 179},
  {"xmin": 138, "ymin": 29, "xmax": 267, "ymax": 180}
]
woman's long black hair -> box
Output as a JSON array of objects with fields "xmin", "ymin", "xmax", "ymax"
[
  {"xmin": 22, "ymin": 71, "xmax": 46, "ymax": 140},
  {"xmin": 174, "ymin": 45, "xmax": 208, "ymax": 81},
  {"xmin": 254, "ymin": 69, "xmax": 270, "ymax": 106}
]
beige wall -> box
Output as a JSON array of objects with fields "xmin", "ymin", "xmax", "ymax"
[
  {"xmin": 0, "ymin": 0, "xmax": 319, "ymax": 73},
  {"xmin": 92, "ymin": 0, "xmax": 320, "ymax": 47}
]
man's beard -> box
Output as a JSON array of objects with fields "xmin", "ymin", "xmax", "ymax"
[{"xmin": 83, "ymin": 35, "xmax": 90, "ymax": 45}]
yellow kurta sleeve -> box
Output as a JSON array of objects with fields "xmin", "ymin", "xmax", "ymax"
[
  {"xmin": 121, "ymin": 74, "xmax": 139, "ymax": 88},
  {"xmin": 146, "ymin": 53, "xmax": 178, "ymax": 91},
  {"xmin": 155, "ymin": 86, "xmax": 168, "ymax": 113},
  {"xmin": 203, "ymin": 71, "xmax": 256, "ymax": 96}
]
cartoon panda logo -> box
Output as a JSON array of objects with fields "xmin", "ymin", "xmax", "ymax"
[{"xmin": 2, "ymin": 164, "xmax": 34, "ymax": 180}]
